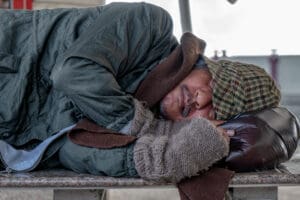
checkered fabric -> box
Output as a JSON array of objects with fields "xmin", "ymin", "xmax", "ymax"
[{"xmin": 204, "ymin": 58, "xmax": 281, "ymax": 120}]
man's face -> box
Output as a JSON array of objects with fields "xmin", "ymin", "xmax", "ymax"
[{"xmin": 160, "ymin": 68, "xmax": 214, "ymax": 121}]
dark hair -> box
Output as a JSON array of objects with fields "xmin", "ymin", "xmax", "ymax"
[{"xmin": 194, "ymin": 55, "xmax": 208, "ymax": 70}]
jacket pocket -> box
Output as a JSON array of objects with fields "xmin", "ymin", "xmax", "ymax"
[{"xmin": 0, "ymin": 53, "xmax": 19, "ymax": 73}]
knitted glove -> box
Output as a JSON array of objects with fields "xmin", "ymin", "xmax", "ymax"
[{"xmin": 131, "ymin": 100, "xmax": 229, "ymax": 183}]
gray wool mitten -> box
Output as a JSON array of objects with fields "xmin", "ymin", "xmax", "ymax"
[{"xmin": 131, "ymin": 100, "xmax": 229, "ymax": 183}]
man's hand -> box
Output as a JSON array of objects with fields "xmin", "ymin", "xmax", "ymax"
[{"xmin": 210, "ymin": 120, "xmax": 235, "ymax": 142}]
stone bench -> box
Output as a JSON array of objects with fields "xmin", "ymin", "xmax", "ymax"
[{"xmin": 1, "ymin": 147, "xmax": 299, "ymax": 200}]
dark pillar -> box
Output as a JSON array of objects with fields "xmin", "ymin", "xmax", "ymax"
[
  {"xmin": 178, "ymin": 0, "xmax": 192, "ymax": 33},
  {"xmin": 269, "ymin": 49, "xmax": 279, "ymax": 83}
]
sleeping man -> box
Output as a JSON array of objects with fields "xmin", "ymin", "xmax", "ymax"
[{"xmin": 0, "ymin": 2, "xmax": 280, "ymax": 182}]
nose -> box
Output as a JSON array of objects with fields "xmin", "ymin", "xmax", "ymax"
[{"xmin": 191, "ymin": 89, "xmax": 212, "ymax": 109}]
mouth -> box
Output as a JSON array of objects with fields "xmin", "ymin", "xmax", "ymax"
[
  {"xmin": 182, "ymin": 105, "xmax": 191, "ymax": 117},
  {"xmin": 181, "ymin": 85, "xmax": 192, "ymax": 117}
]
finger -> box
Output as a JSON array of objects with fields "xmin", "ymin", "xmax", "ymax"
[
  {"xmin": 210, "ymin": 120, "xmax": 225, "ymax": 126},
  {"xmin": 216, "ymin": 126, "xmax": 235, "ymax": 136},
  {"xmin": 220, "ymin": 130, "xmax": 230, "ymax": 143},
  {"xmin": 225, "ymin": 129, "xmax": 235, "ymax": 137}
]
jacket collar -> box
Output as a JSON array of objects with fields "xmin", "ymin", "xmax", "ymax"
[{"xmin": 134, "ymin": 32, "xmax": 206, "ymax": 107}]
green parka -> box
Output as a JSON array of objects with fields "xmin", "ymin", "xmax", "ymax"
[{"xmin": 0, "ymin": 3, "xmax": 178, "ymax": 161}]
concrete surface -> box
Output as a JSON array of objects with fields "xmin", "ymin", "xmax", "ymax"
[
  {"xmin": 0, "ymin": 187, "xmax": 300, "ymax": 200},
  {"xmin": 279, "ymin": 187, "xmax": 300, "ymax": 200},
  {"xmin": 0, "ymin": 189, "xmax": 53, "ymax": 200}
]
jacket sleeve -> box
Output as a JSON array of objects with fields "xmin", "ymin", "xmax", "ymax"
[
  {"xmin": 51, "ymin": 57, "xmax": 134, "ymax": 132},
  {"xmin": 50, "ymin": 3, "xmax": 177, "ymax": 132}
]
